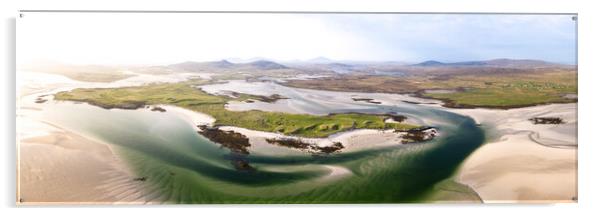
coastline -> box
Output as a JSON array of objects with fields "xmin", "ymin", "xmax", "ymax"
[
  {"xmin": 17, "ymin": 71, "xmax": 576, "ymax": 203},
  {"xmin": 443, "ymin": 103, "xmax": 577, "ymax": 203}
]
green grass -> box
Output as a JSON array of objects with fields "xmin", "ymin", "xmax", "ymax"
[
  {"xmin": 422, "ymin": 72, "xmax": 577, "ymax": 108},
  {"xmin": 285, "ymin": 71, "xmax": 577, "ymax": 108},
  {"xmin": 54, "ymin": 81, "xmax": 418, "ymax": 138}
]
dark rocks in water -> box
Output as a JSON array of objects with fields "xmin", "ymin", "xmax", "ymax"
[
  {"xmin": 401, "ymin": 100, "xmax": 420, "ymax": 104},
  {"xmin": 396, "ymin": 126, "xmax": 438, "ymax": 143},
  {"xmin": 266, "ymin": 138, "xmax": 312, "ymax": 149},
  {"xmin": 226, "ymin": 91, "xmax": 287, "ymax": 103},
  {"xmin": 351, "ymin": 98, "xmax": 370, "ymax": 102},
  {"xmin": 401, "ymin": 100, "xmax": 437, "ymax": 105},
  {"xmin": 197, "ymin": 125, "xmax": 251, "ymax": 155},
  {"xmin": 529, "ymin": 117, "xmax": 564, "ymax": 124},
  {"xmin": 255, "ymin": 94, "xmax": 289, "ymax": 103},
  {"xmin": 35, "ymin": 98, "xmax": 47, "ymax": 103},
  {"xmin": 312, "ymin": 142, "xmax": 344, "ymax": 154},
  {"xmin": 231, "ymin": 159, "xmax": 255, "ymax": 172},
  {"xmin": 401, "ymin": 131, "xmax": 428, "ymax": 143},
  {"xmin": 151, "ymin": 106, "xmax": 167, "ymax": 112},
  {"xmin": 197, "ymin": 125, "xmax": 256, "ymax": 171},
  {"xmin": 133, "ymin": 177, "xmax": 147, "ymax": 182},
  {"xmin": 351, "ymin": 97, "xmax": 381, "ymax": 104},
  {"xmin": 35, "ymin": 94, "xmax": 50, "ymax": 103},
  {"xmin": 226, "ymin": 154, "xmax": 256, "ymax": 172},
  {"xmin": 266, "ymin": 138, "xmax": 344, "ymax": 154}
]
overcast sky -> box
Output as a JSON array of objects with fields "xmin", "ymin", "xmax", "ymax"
[{"xmin": 18, "ymin": 13, "xmax": 577, "ymax": 65}]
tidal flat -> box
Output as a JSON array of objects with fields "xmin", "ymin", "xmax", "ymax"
[{"xmin": 19, "ymin": 72, "xmax": 486, "ymax": 203}]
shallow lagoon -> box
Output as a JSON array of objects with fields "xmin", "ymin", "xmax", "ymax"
[{"xmin": 28, "ymin": 79, "xmax": 485, "ymax": 203}]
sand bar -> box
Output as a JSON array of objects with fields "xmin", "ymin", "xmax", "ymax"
[{"xmin": 447, "ymin": 103, "xmax": 577, "ymax": 203}]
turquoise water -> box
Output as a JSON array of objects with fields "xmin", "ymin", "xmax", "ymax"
[{"xmin": 38, "ymin": 83, "xmax": 485, "ymax": 203}]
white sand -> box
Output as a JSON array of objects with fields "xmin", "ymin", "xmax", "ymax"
[
  {"xmin": 446, "ymin": 103, "xmax": 577, "ymax": 203},
  {"xmin": 449, "ymin": 103, "xmax": 576, "ymax": 148},
  {"xmin": 18, "ymin": 124, "xmax": 161, "ymax": 204},
  {"xmin": 158, "ymin": 105, "xmax": 216, "ymax": 127}
]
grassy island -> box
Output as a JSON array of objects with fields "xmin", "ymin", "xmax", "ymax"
[{"xmin": 54, "ymin": 81, "xmax": 418, "ymax": 138}]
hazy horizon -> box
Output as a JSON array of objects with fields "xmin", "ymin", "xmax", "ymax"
[{"xmin": 18, "ymin": 13, "xmax": 577, "ymax": 66}]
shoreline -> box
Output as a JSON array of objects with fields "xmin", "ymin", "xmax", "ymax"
[{"xmin": 442, "ymin": 102, "xmax": 577, "ymax": 203}]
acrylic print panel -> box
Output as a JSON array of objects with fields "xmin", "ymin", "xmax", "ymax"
[{"xmin": 16, "ymin": 12, "xmax": 577, "ymax": 204}]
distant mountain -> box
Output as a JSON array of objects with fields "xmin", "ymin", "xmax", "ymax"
[
  {"xmin": 412, "ymin": 59, "xmax": 568, "ymax": 68},
  {"xmin": 167, "ymin": 59, "xmax": 287, "ymax": 72},
  {"xmin": 207, "ymin": 60, "xmax": 235, "ymax": 68},
  {"xmin": 245, "ymin": 60, "xmax": 288, "ymax": 70},
  {"xmin": 413, "ymin": 60, "xmax": 446, "ymax": 66},
  {"xmin": 326, "ymin": 63, "xmax": 356, "ymax": 74},
  {"xmin": 168, "ymin": 60, "xmax": 235, "ymax": 72},
  {"xmin": 482, "ymin": 58, "xmax": 563, "ymax": 68},
  {"xmin": 167, "ymin": 61, "xmax": 205, "ymax": 72},
  {"xmin": 225, "ymin": 57, "xmax": 273, "ymax": 64}
]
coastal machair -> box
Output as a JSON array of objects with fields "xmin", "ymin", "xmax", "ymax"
[{"xmin": 16, "ymin": 11, "xmax": 577, "ymax": 204}]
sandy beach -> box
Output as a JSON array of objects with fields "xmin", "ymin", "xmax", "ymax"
[
  {"xmin": 158, "ymin": 104, "xmax": 216, "ymax": 127},
  {"xmin": 18, "ymin": 122, "xmax": 159, "ymax": 204},
  {"xmin": 448, "ymin": 103, "xmax": 577, "ymax": 203}
]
